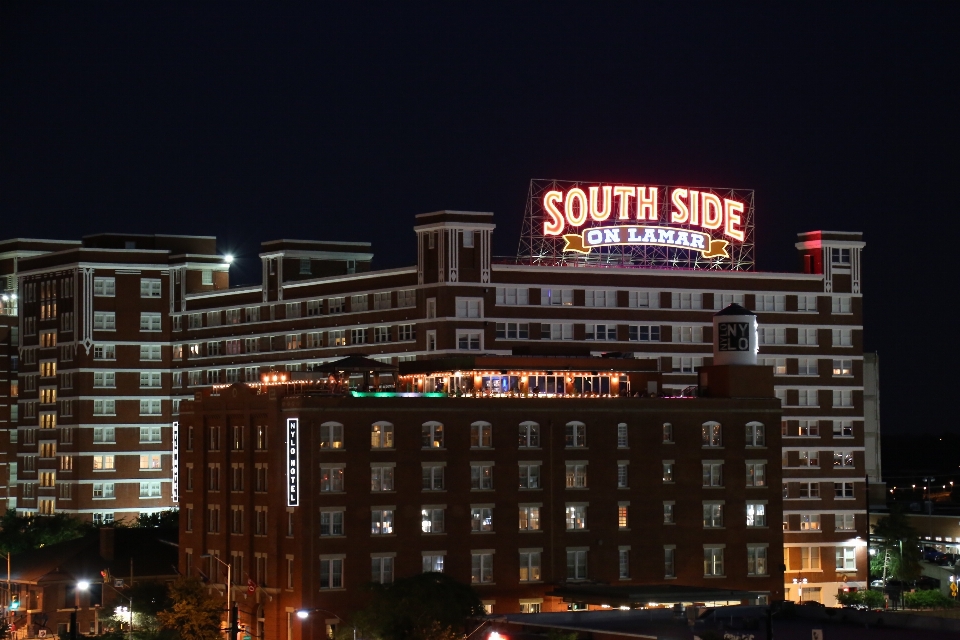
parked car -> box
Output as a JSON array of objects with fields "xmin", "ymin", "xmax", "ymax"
[
  {"xmin": 922, "ymin": 548, "xmax": 946, "ymax": 563},
  {"xmin": 800, "ymin": 600, "xmax": 825, "ymax": 608}
]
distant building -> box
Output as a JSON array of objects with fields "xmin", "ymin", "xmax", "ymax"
[
  {"xmin": 2, "ymin": 190, "xmax": 875, "ymax": 611},
  {"xmin": 7, "ymin": 527, "xmax": 178, "ymax": 638}
]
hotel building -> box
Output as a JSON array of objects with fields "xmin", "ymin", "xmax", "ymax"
[
  {"xmin": 1, "ymin": 203, "xmax": 875, "ymax": 609},
  {"xmin": 178, "ymin": 351, "xmax": 784, "ymax": 639}
]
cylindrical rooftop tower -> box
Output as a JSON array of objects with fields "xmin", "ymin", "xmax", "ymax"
[{"xmin": 713, "ymin": 303, "xmax": 759, "ymax": 365}]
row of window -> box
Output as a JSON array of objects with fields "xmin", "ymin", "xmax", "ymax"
[
  {"xmin": 22, "ymin": 278, "xmax": 74, "ymax": 303},
  {"xmin": 314, "ymin": 459, "xmax": 768, "ymax": 492},
  {"xmin": 775, "ymin": 389, "xmax": 856, "ymax": 408},
  {"xmin": 179, "ymin": 290, "xmax": 417, "ymax": 330},
  {"xmin": 89, "ymin": 481, "xmax": 162, "ymax": 499},
  {"xmin": 92, "ymin": 277, "xmax": 163, "ymax": 298},
  {"xmin": 254, "ymin": 545, "xmax": 770, "ymax": 591},
  {"xmin": 495, "ymin": 288, "xmax": 854, "ymax": 314},
  {"xmin": 175, "ymin": 324, "xmax": 417, "ymax": 358},
  {"xmin": 788, "ymin": 545, "xmax": 858, "ymax": 571},
  {"xmin": 783, "ymin": 481, "xmax": 858, "ymax": 499},
  {"xmin": 89, "ymin": 344, "xmax": 162, "ymax": 361},
  {"xmin": 759, "ymin": 327, "xmax": 855, "ymax": 347},
  {"xmin": 183, "ymin": 540, "xmax": 763, "ymax": 593},
  {"xmin": 13, "ymin": 425, "xmax": 162, "ymax": 445},
  {"xmin": 306, "ymin": 420, "xmax": 766, "ymax": 451},
  {"xmin": 16, "ymin": 454, "xmax": 162, "ymax": 490},
  {"xmin": 91, "ymin": 399, "xmax": 163, "ymax": 416},
  {"xmin": 309, "ymin": 502, "xmax": 772, "ymax": 536},
  {"xmin": 783, "ymin": 450, "xmax": 856, "ymax": 469},
  {"xmin": 785, "ymin": 513, "xmax": 857, "ymax": 532},
  {"xmin": 763, "ymin": 358, "xmax": 854, "ymax": 376},
  {"xmin": 182, "ymin": 424, "xmax": 268, "ymax": 452},
  {"xmin": 782, "ymin": 420, "xmax": 854, "ymax": 438}
]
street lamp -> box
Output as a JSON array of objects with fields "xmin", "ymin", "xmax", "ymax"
[
  {"xmin": 73, "ymin": 580, "xmax": 93, "ymax": 640},
  {"xmin": 296, "ymin": 608, "xmax": 356, "ymax": 640},
  {"xmin": 200, "ymin": 554, "xmax": 234, "ymax": 637},
  {"xmin": 792, "ymin": 577, "xmax": 808, "ymax": 603},
  {"xmin": 100, "ymin": 577, "xmax": 134, "ymax": 640},
  {"xmin": 1, "ymin": 553, "xmax": 11, "ymax": 627}
]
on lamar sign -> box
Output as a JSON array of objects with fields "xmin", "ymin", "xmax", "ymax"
[{"xmin": 543, "ymin": 185, "xmax": 745, "ymax": 257}]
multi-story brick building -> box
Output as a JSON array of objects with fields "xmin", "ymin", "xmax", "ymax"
[
  {"xmin": 178, "ymin": 353, "xmax": 783, "ymax": 639},
  {"xmin": 3, "ymin": 234, "xmax": 228, "ymax": 523},
  {"xmin": 1, "ymin": 203, "xmax": 875, "ymax": 608}
]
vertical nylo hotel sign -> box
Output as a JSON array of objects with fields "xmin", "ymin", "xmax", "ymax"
[
  {"xmin": 286, "ymin": 418, "xmax": 299, "ymax": 506},
  {"xmin": 171, "ymin": 421, "xmax": 179, "ymax": 503}
]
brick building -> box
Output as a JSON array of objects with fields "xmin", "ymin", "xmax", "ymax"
[
  {"xmin": 2, "ymin": 235, "xmax": 227, "ymax": 523},
  {"xmin": 178, "ymin": 353, "xmax": 783, "ymax": 639},
  {"xmin": 1, "ymin": 206, "xmax": 874, "ymax": 609}
]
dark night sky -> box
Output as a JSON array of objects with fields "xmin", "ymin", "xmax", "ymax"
[{"xmin": 2, "ymin": 3, "xmax": 958, "ymax": 434}]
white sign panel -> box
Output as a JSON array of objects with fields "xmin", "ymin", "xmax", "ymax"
[
  {"xmin": 171, "ymin": 421, "xmax": 179, "ymax": 503},
  {"xmin": 287, "ymin": 418, "xmax": 299, "ymax": 506}
]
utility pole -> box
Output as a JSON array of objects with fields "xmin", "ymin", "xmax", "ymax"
[{"xmin": 201, "ymin": 554, "xmax": 231, "ymax": 637}]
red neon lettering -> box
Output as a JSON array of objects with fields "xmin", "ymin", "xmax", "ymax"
[
  {"xmin": 724, "ymin": 199, "xmax": 745, "ymax": 241},
  {"xmin": 670, "ymin": 188, "xmax": 689, "ymax": 223},
  {"xmin": 565, "ymin": 188, "xmax": 588, "ymax": 227},
  {"xmin": 701, "ymin": 193, "xmax": 722, "ymax": 229},
  {"xmin": 689, "ymin": 190, "xmax": 700, "ymax": 226},
  {"xmin": 638, "ymin": 187, "xmax": 658, "ymax": 221},
  {"xmin": 543, "ymin": 191, "xmax": 564, "ymax": 235},
  {"xmin": 589, "ymin": 186, "xmax": 612, "ymax": 222},
  {"xmin": 613, "ymin": 186, "xmax": 635, "ymax": 220}
]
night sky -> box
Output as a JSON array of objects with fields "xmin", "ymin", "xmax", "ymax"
[{"xmin": 2, "ymin": 3, "xmax": 958, "ymax": 434}]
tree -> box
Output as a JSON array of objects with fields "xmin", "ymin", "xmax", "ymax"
[
  {"xmin": 156, "ymin": 577, "xmax": 223, "ymax": 640},
  {"xmin": 903, "ymin": 589, "xmax": 958, "ymax": 609},
  {"xmin": 134, "ymin": 509, "xmax": 179, "ymax": 532},
  {"xmin": 0, "ymin": 510, "xmax": 92, "ymax": 554},
  {"xmin": 837, "ymin": 589, "xmax": 884, "ymax": 609},
  {"xmin": 870, "ymin": 506, "xmax": 922, "ymax": 583},
  {"xmin": 351, "ymin": 572, "xmax": 484, "ymax": 640}
]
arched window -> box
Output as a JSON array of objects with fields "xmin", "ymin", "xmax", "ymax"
[
  {"xmin": 470, "ymin": 421, "xmax": 492, "ymax": 448},
  {"xmin": 422, "ymin": 421, "xmax": 444, "ymax": 448},
  {"xmin": 319, "ymin": 422, "xmax": 343, "ymax": 449},
  {"xmin": 745, "ymin": 421, "xmax": 765, "ymax": 447},
  {"xmin": 371, "ymin": 421, "xmax": 394, "ymax": 449},
  {"xmin": 519, "ymin": 421, "xmax": 540, "ymax": 448},
  {"xmin": 565, "ymin": 421, "xmax": 586, "ymax": 448},
  {"xmin": 702, "ymin": 421, "xmax": 722, "ymax": 447}
]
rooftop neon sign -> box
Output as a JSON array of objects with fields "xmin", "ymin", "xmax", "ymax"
[
  {"xmin": 517, "ymin": 180, "xmax": 756, "ymax": 270},
  {"xmin": 543, "ymin": 186, "xmax": 744, "ymax": 257}
]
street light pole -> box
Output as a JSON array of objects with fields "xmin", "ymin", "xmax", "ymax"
[
  {"xmin": 201, "ymin": 554, "xmax": 233, "ymax": 638},
  {"xmin": 101, "ymin": 578, "xmax": 134, "ymax": 640},
  {"xmin": 1, "ymin": 553, "xmax": 10, "ymax": 624}
]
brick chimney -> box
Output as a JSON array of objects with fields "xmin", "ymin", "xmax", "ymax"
[{"xmin": 100, "ymin": 527, "xmax": 115, "ymax": 562}]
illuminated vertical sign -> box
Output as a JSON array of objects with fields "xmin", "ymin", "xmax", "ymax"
[
  {"xmin": 286, "ymin": 418, "xmax": 299, "ymax": 507},
  {"xmin": 171, "ymin": 421, "xmax": 179, "ymax": 503}
]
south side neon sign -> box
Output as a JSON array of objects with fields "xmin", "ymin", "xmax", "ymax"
[{"xmin": 543, "ymin": 186, "xmax": 744, "ymax": 257}]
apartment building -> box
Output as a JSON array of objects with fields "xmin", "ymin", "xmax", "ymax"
[
  {"xmin": 4, "ymin": 234, "xmax": 228, "ymax": 523},
  {"xmin": 178, "ymin": 353, "xmax": 783, "ymax": 639},
  {"xmin": 1, "ymin": 204, "xmax": 873, "ymax": 607}
]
